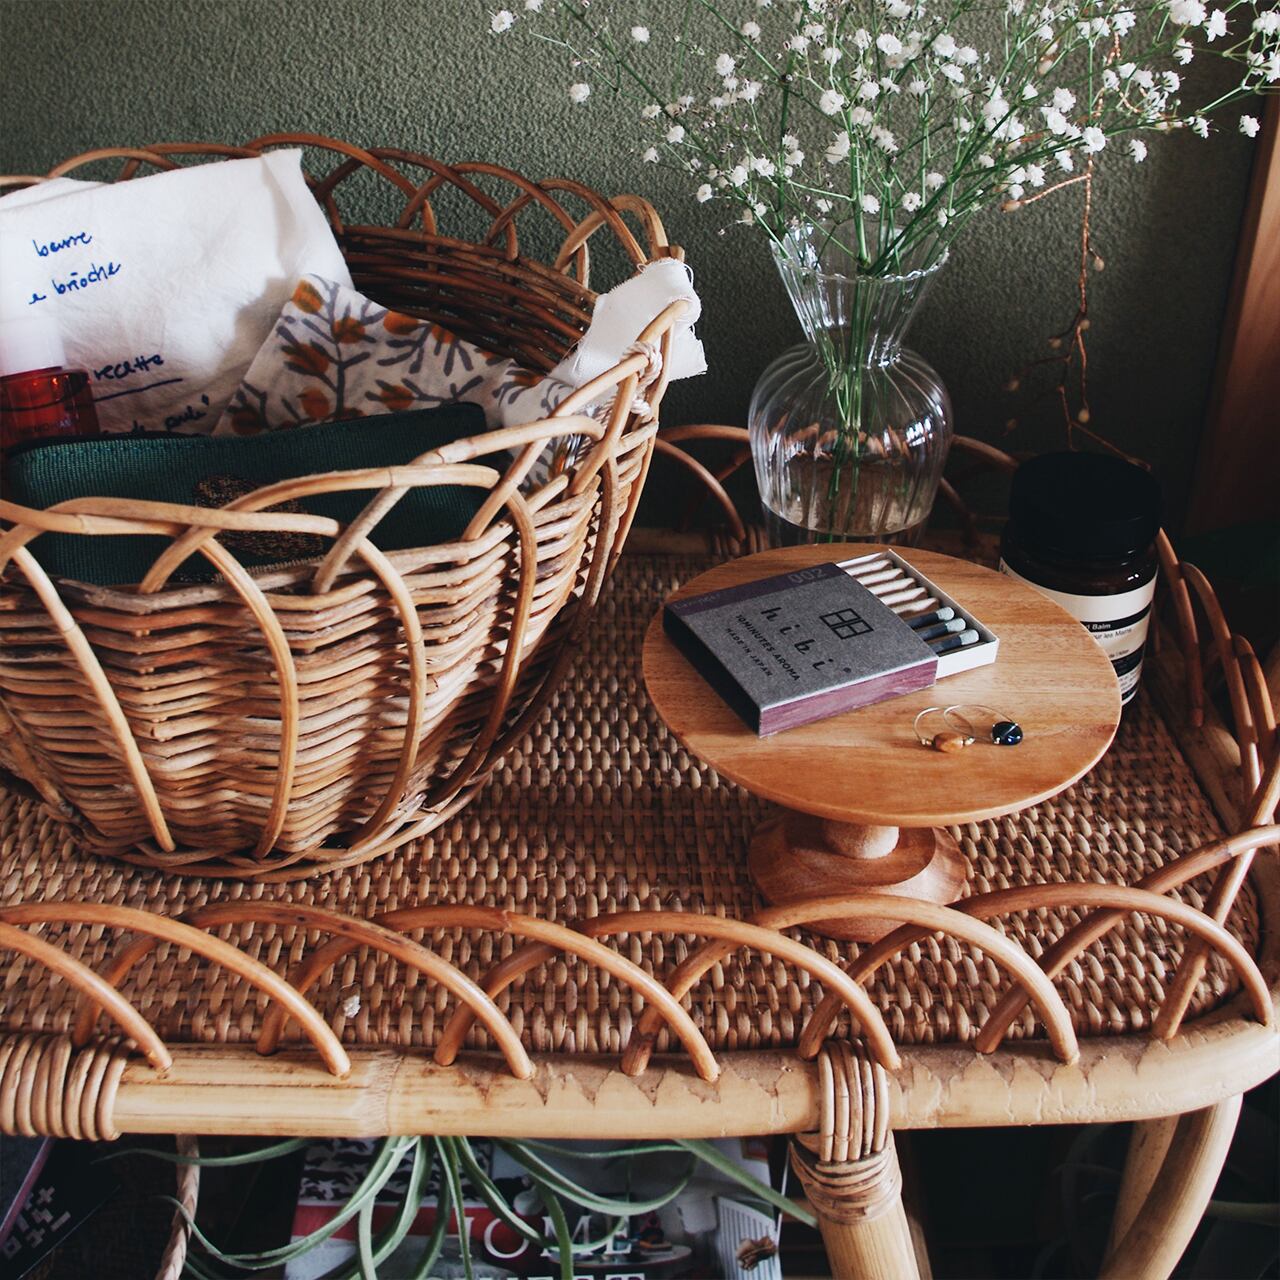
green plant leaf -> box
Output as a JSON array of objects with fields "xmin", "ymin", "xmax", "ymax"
[
  {"xmin": 456, "ymin": 1137, "xmax": 546, "ymax": 1246},
  {"xmin": 98, "ymin": 1137, "xmax": 310, "ymax": 1167},
  {"xmin": 496, "ymin": 1140, "xmax": 696, "ymax": 1216},
  {"xmin": 674, "ymin": 1139, "xmax": 817, "ymax": 1228},
  {"xmin": 409, "ymin": 1141, "xmax": 453, "ymax": 1280},
  {"xmin": 527, "ymin": 1170, "xmax": 576, "ymax": 1280},
  {"xmin": 173, "ymin": 1135, "xmax": 415, "ymax": 1271},
  {"xmin": 438, "ymin": 1137, "xmax": 475, "ymax": 1280}
]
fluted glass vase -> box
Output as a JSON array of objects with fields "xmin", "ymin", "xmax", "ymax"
[{"xmin": 750, "ymin": 225, "xmax": 953, "ymax": 545}]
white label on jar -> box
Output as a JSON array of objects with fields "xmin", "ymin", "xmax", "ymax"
[{"xmin": 999, "ymin": 560, "xmax": 1155, "ymax": 703}]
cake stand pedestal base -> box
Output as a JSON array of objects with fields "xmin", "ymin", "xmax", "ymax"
[{"xmin": 748, "ymin": 813, "xmax": 967, "ymax": 942}]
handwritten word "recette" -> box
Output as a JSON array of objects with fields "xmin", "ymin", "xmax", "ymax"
[
  {"xmin": 93, "ymin": 354, "xmax": 164, "ymax": 382},
  {"xmin": 30, "ymin": 231, "xmax": 93, "ymax": 256}
]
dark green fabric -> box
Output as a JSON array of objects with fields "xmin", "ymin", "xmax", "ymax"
[{"xmin": 3, "ymin": 406, "xmax": 487, "ymax": 586}]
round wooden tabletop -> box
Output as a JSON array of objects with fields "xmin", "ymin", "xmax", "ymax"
[{"xmin": 643, "ymin": 545, "xmax": 1122, "ymax": 828}]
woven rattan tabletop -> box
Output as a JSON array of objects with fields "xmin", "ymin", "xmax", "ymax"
[{"xmin": 0, "ymin": 548, "xmax": 1256, "ymax": 1060}]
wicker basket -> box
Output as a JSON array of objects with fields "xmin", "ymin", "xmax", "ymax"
[{"xmin": 0, "ymin": 134, "xmax": 686, "ymax": 880}]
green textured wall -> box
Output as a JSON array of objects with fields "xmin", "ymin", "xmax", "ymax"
[{"xmin": 0, "ymin": 0, "xmax": 1257, "ymax": 520}]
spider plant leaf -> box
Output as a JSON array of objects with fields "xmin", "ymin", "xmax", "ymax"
[
  {"xmin": 497, "ymin": 1140, "xmax": 696, "ymax": 1216},
  {"xmin": 357, "ymin": 1196, "xmax": 378, "ymax": 1279},
  {"xmin": 438, "ymin": 1137, "xmax": 475, "ymax": 1280},
  {"xmin": 674, "ymin": 1139, "xmax": 817, "ymax": 1228},
  {"xmin": 314, "ymin": 1140, "xmax": 430, "ymax": 1280},
  {"xmin": 175, "ymin": 1135, "xmax": 415, "ymax": 1270},
  {"xmin": 521, "ymin": 1140, "xmax": 691, "ymax": 1160},
  {"xmin": 526, "ymin": 1170, "xmax": 575, "ymax": 1280},
  {"xmin": 97, "ymin": 1138, "xmax": 310, "ymax": 1167},
  {"xmin": 409, "ymin": 1140, "xmax": 453, "ymax": 1280},
  {"xmin": 455, "ymin": 1137, "xmax": 546, "ymax": 1246}
]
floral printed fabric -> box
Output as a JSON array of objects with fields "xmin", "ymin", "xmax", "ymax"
[{"xmin": 214, "ymin": 275, "xmax": 576, "ymax": 439}]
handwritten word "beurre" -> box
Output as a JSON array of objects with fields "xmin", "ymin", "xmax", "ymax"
[
  {"xmin": 31, "ymin": 231, "xmax": 93, "ymax": 256},
  {"xmin": 50, "ymin": 262, "xmax": 122, "ymax": 295}
]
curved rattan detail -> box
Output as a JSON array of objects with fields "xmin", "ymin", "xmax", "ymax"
[
  {"xmin": 0, "ymin": 136, "xmax": 684, "ymax": 879},
  {"xmin": 0, "ymin": 905, "xmax": 350, "ymax": 1078},
  {"xmin": 793, "ymin": 871, "xmax": 1275, "ymax": 1061},
  {"xmin": 434, "ymin": 910, "xmax": 902, "ymax": 1072},
  {"xmin": 619, "ymin": 894, "xmax": 1081, "ymax": 1078},
  {"xmin": 972, "ymin": 824, "xmax": 1280, "ymax": 1051},
  {"xmin": 0, "ymin": 927, "xmax": 170, "ymax": 1073},
  {"xmin": 73, "ymin": 903, "xmax": 534, "ymax": 1081},
  {"xmin": 251, "ymin": 905, "xmax": 722, "ymax": 1082}
]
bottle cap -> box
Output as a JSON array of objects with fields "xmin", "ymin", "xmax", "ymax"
[
  {"xmin": 0, "ymin": 312, "xmax": 67, "ymax": 379},
  {"xmin": 0, "ymin": 233, "xmax": 68, "ymax": 378},
  {"xmin": 1009, "ymin": 451, "xmax": 1161, "ymax": 562}
]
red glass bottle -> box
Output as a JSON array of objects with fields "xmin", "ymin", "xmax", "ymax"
[{"xmin": 0, "ymin": 314, "xmax": 100, "ymax": 478}]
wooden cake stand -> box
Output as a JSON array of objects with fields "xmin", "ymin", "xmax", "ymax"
[{"xmin": 643, "ymin": 545, "xmax": 1122, "ymax": 941}]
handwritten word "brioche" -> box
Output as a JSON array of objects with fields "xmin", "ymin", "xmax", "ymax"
[{"xmin": 50, "ymin": 262, "xmax": 123, "ymax": 295}]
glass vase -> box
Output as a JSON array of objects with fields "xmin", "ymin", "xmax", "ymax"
[{"xmin": 749, "ymin": 225, "xmax": 953, "ymax": 545}]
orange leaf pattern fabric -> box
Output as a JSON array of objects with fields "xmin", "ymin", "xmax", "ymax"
[{"xmin": 215, "ymin": 274, "xmax": 567, "ymax": 439}]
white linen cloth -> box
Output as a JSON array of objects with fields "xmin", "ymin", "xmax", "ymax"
[{"xmin": 0, "ymin": 151, "xmax": 352, "ymax": 434}]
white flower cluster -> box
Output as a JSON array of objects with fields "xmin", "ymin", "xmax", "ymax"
[{"xmin": 487, "ymin": 0, "xmax": 1280, "ymax": 269}]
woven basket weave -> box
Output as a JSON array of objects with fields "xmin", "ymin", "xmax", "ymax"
[{"xmin": 0, "ymin": 134, "xmax": 686, "ymax": 880}]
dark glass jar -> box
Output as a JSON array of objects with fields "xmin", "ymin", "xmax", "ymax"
[{"xmin": 1000, "ymin": 452, "xmax": 1161, "ymax": 706}]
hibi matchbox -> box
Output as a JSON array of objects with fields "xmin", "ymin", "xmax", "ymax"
[{"xmin": 662, "ymin": 558, "xmax": 996, "ymax": 736}]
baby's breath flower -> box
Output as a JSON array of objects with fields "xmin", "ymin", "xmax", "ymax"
[
  {"xmin": 902, "ymin": 191, "xmax": 923, "ymax": 211},
  {"xmin": 523, "ymin": 0, "xmax": 541, "ymax": 9},
  {"xmin": 1129, "ymin": 138, "xmax": 1148, "ymax": 161},
  {"xmin": 819, "ymin": 88, "xmax": 847, "ymax": 114},
  {"xmin": 908, "ymin": 77, "xmax": 927, "ymax": 95},
  {"xmin": 932, "ymin": 32, "xmax": 958, "ymax": 56},
  {"xmin": 715, "ymin": 52, "xmax": 736, "ymax": 75},
  {"xmin": 642, "ymin": 146, "xmax": 659, "ymax": 162},
  {"xmin": 925, "ymin": 171, "xmax": 945, "ymax": 189},
  {"xmin": 641, "ymin": 103, "xmax": 661, "ymax": 119},
  {"xmin": 824, "ymin": 130, "xmax": 851, "ymax": 162},
  {"xmin": 490, "ymin": 9, "xmax": 514, "ymax": 33},
  {"xmin": 1167, "ymin": 0, "xmax": 1206, "ymax": 23},
  {"xmin": 861, "ymin": 193, "xmax": 881, "ymax": 214},
  {"xmin": 822, "ymin": 45, "xmax": 843, "ymax": 63},
  {"xmin": 1240, "ymin": 114, "xmax": 1261, "ymax": 137},
  {"xmin": 666, "ymin": 124, "xmax": 686, "ymax": 143},
  {"xmin": 568, "ymin": 82, "xmax": 590, "ymax": 104},
  {"xmin": 741, "ymin": 19, "xmax": 761, "ymax": 38},
  {"xmin": 696, "ymin": 183, "xmax": 713, "ymax": 202},
  {"xmin": 630, "ymin": 24, "xmax": 649, "ymax": 42},
  {"xmin": 876, "ymin": 33, "xmax": 903, "ymax": 55},
  {"xmin": 1081, "ymin": 125, "xmax": 1107, "ymax": 152}
]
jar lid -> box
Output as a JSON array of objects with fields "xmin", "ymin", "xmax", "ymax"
[{"xmin": 1009, "ymin": 451, "xmax": 1161, "ymax": 561}]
